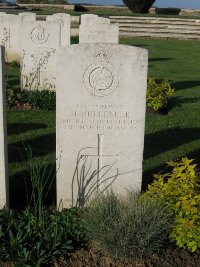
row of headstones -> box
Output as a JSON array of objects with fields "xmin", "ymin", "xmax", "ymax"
[
  {"xmin": 0, "ymin": 13, "xmax": 148, "ymax": 209},
  {"xmin": 0, "ymin": 12, "xmax": 119, "ymax": 90}
]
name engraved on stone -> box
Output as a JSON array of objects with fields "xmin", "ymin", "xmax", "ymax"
[
  {"xmin": 31, "ymin": 25, "xmax": 49, "ymax": 44},
  {"xmin": 83, "ymin": 51, "xmax": 119, "ymax": 97},
  {"xmin": 59, "ymin": 104, "xmax": 142, "ymax": 131}
]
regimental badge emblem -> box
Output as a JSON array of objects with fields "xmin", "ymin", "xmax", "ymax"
[
  {"xmin": 31, "ymin": 25, "xmax": 49, "ymax": 45},
  {"xmin": 83, "ymin": 50, "xmax": 119, "ymax": 97}
]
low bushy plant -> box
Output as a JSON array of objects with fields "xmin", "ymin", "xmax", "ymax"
[
  {"xmin": 0, "ymin": 207, "xmax": 88, "ymax": 266},
  {"xmin": 146, "ymin": 77, "xmax": 175, "ymax": 111},
  {"xmin": 86, "ymin": 191, "xmax": 172, "ymax": 259},
  {"xmin": 7, "ymin": 88, "xmax": 55, "ymax": 110},
  {"xmin": 6, "ymin": 60, "xmax": 20, "ymax": 69},
  {"xmin": 146, "ymin": 157, "xmax": 200, "ymax": 252},
  {"xmin": 0, "ymin": 152, "xmax": 88, "ymax": 266}
]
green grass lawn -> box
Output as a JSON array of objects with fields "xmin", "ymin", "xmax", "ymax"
[
  {"xmin": 7, "ymin": 38, "xmax": 200, "ymax": 207},
  {"xmin": 120, "ymin": 38, "xmax": 200, "ymax": 187}
]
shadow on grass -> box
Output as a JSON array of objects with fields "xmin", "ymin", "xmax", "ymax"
[
  {"xmin": 171, "ymin": 80, "xmax": 200, "ymax": 91},
  {"xmin": 144, "ymin": 127, "xmax": 200, "ymax": 160},
  {"xmin": 142, "ymin": 148, "xmax": 200, "ymax": 192},
  {"xmin": 9, "ymin": 164, "xmax": 56, "ymax": 210},
  {"xmin": 8, "ymin": 123, "xmax": 47, "ymax": 135},
  {"xmin": 8, "ymin": 133, "xmax": 55, "ymax": 163},
  {"xmin": 168, "ymin": 96, "xmax": 200, "ymax": 111},
  {"xmin": 149, "ymin": 57, "xmax": 175, "ymax": 62}
]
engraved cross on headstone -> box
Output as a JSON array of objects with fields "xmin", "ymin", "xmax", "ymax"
[{"xmin": 81, "ymin": 134, "xmax": 119, "ymax": 192}]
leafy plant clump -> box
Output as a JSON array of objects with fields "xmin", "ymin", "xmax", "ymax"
[
  {"xmin": 123, "ymin": 0, "xmax": 155, "ymax": 13},
  {"xmin": 146, "ymin": 77, "xmax": 175, "ymax": 112},
  {"xmin": 146, "ymin": 157, "xmax": 200, "ymax": 252},
  {"xmin": 6, "ymin": 60, "xmax": 20, "ymax": 69},
  {"xmin": 7, "ymin": 88, "xmax": 56, "ymax": 110},
  {"xmin": 85, "ymin": 191, "xmax": 172, "ymax": 259},
  {"xmin": 0, "ymin": 152, "xmax": 88, "ymax": 266},
  {"xmin": 0, "ymin": 207, "xmax": 88, "ymax": 266}
]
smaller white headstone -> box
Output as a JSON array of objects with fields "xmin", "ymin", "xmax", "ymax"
[
  {"xmin": 80, "ymin": 14, "xmax": 110, "ymax": 25},
  {"xmin": 0, "ymin": 46, "xmax": 8, "ymax": 208},
  {"xmin": 0, "ymin": 14, "xmax": 22, "ymax": 62},
  {"xmin": 79, "ymin": 22, "xmax": 119, "ymax": 44},
  {"xmin": 46, "ymin": 13, "xmax": 70, "ymax": 46},
  {"xmin": 80, "ymin": 14, "xmax": 98, "ymax": 25},
  {"xmin": 18, "ymin": 12, "xmax": 36, "ymax": 22},
  {"xmin": 21, "ymin": 21, "xmax": 61, "ymax": 91}
]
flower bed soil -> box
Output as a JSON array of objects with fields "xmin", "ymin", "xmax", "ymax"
[
  {"xmin": 54, "ymin": 244, "xmax": 200, "ymax": 267},
  {"xmin": 1, "ymin": 244, "xmax": 200, "ymax": 267}
]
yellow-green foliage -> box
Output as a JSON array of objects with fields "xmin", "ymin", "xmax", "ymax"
[
  {"xmin": 146, "ymin": 157, "xmax": 200, "ymax": 252},
  {"xmin": 146, "ymin": 77, "xmax": 175, "ymax": 111}
]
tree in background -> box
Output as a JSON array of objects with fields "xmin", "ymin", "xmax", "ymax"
[{"xmin": 123, "ymin": 0, "xmax": 155, "ymax": 13}]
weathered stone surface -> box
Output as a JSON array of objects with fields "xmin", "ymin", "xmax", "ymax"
[
  {"xmin": 46, "ymin": 13, "xmax": 70, "ymax": 46},
  {"xmin": 79, "ymin": 22, "xmax": 119, "ymax": 44},
  {"xmin": 79, "ymin": 14, "xmax": 118, "ymax": 44},
  {"xmin": 80, "ymin": 14, "xmax": 110, "ymax": 25},
  {"xmin": 0, "ymin": 46, "xmax": 8, "ymax": 208},
  {"xmin": 0, "ymin": 14, "xmax": 22, "ymax": 61},
  {"xmin": 18, "ymin": 12, "xmax": 36, "ymax": 22},
  {"xmin": 56, "ymin": 43, "xmax": 148, "ymax": 208},
  {"xmin": 21, "ymin": 21, "xmax": 61, "ymax": 91}
]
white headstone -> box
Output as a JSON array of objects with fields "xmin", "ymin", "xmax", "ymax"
[
  {"xmin": 56, "ymin": 43, "xmax": 148, "ymax": 208},
  {"xmin": 79, "ymin": 15, "xmax": 118, "ymax": 44},
  {"xmin": 21, "ymin": 21, "xmax": 61, "ymax": 91},
  {"xmin": 0, "ymin": 46, "xmax": 8, "ymax": 208},
  {"xmin": 0, "ymin": 14, "xmax": 22, "ymax": 62},
  {"xmin": 80, "ymin": 14, "xmax": 98, "ymax": 24},
  {"xmin": 46, "ymin": 13, "xmax": 70, "ymax": 46},
  {"xmin": 18, "ymin": 12, "xmax": 36, "ymax": 22}
]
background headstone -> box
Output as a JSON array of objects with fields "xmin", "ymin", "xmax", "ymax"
[
  {"xmin": 79, "ymin": 15, "xmax": 119, "ymax": 44},
  {"xmin": 56, "ymin": 43, "xmax": 148, "ymax": 208},
  {"xmin": 0, "ymin": 46, "xmax": 8, "ymax": 208},
  {"xmin": 80, "ymin": 14, "xmax": 110, "ymax": 25},
  {"xmin": 21, "ymin": 21, "xmax": 61, "ymax": 91},
  {"xmin": 0, "ymin": 14, "xmax": 22, "ymax": 62},
  {"xmin": 46, "ymin": 13, "xmax": 70, "ymax": 46}
]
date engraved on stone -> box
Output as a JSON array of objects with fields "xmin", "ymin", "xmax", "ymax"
[
  {"xmin": 31, "ymin": 25, "xmax": 49, "ymax": 44},
  {"xmin": 83, "ymin": 51, "xmax": 119, "ymax": 97}
]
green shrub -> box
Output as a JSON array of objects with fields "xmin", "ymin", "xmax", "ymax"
[
  {"xmin": 0, "ymin": 153, "xmax": 88, "ymax": 265},
  {"xmin": 123, "ymin": 0, "xmax": 155, "ymax": 13},
  {"xmin": 146, "ymin": 157, "xmax": 200, "ymax": 252},
  {"xmin": 86, "ymin": 191, "xmax": 172, "ymax": 259},
  {"xmin": 146, "ymin": 77, "xmax": 175, "ymax": 111},
  {"xmin": 0, "ymin": 207, "xmax": 88, "ymax": 266},
  {"xmin": 6, "ymin": 60, "xmax": 20, "ymax": 69},
  {"xmin": 71, "ymin": 35, "xmax": 79, "ymax": 44},
  {"xmin": 7, "ymin": 88, "xmax": 55, "ymax": 110}
]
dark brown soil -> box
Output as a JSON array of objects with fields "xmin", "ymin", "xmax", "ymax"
[
  {"xmin": 1, "ymin": 244, "xmax": 200, "ymax": 267},
  {"xmin": 53, "ymin": 244, "xmax": 200, "ymax": 267}
]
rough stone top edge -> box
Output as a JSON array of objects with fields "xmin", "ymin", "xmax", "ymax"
[{"xmin": 57, "ymin": 43, "xmax": 148, "ymax": 57}]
